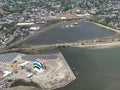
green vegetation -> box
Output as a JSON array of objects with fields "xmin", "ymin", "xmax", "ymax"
[
  {"xmin": 60, "ymin": 0, "xmax": 72, "ymax": 12},
  {"xmin": 46, "ymin": 19, "xmax": 62, "ymax": 26},
  {"xmin": 3, "ymin": 5, "xmax": 25, "ymax": 13},
  {"xmin": 0, "ymin": 42, "xmax": 2, "ymax": 46},
  {"xmin": 89, "ymin": 17, "xmax": 111, "ymax": 26},
  {"xmin": 0, "ymin": 23, "xmax": 14, "ymax": 31},
  {"xmin": 17, "ymin": 25, "xmax": 29, "ymax": 30},
  {"xmin": 0, "ymin": 13, "xmax": 3, "ymax": 18},
  {"xmin": 46, "ymin": 18, "xmax": 80, "ymax": 26},
  {"xmin": 10, "ymin": 79, "xmax": 40, "ymax": 88},
  {"xmin": 0, "ymin": 23, "xmax": 16, "ymax": 35},
  {"xmin": 7, "ymin": 35, "xmax": 21, "ymax": 45}
]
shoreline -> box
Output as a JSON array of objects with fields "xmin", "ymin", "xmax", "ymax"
[
  {"xmin": 74, "ymin": 41, "xmax": 120, "ymax": 49},
  {"xmin": 0, "ymin": 52, "xmax": 76, "ymax": 90},
  {"xmin": 1, "ymin": 20, "xmax": 120, "ymax": 52},
  {"xmin": 86, "ymin": 21, "xmax": 120, "ymax": 34}
]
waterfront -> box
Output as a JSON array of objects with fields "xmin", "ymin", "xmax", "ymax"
[
  {"xmin": 26, "ymin": 21, "xmax": 116, "ymax": 45},
  {"xmin": 0, "ymin": 52, "xmax": 76, "ymax": 90},
  {"xmin": 57, "ymin": 47, "xmax": 120, "ymax": 90},
  {"xmin": 24, "ymin": 21, "xmax": 120, "ymax": 90},
  {"xmin": 1, "ymin": 21, "xmax": 120, "ymax": 90}
]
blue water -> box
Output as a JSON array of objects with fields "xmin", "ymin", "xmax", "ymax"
[
  {"xmin": 25, "ymin": 21, "xmax": 120, "ymax": 90},
  {"xmin": 27, "ymin": 21, "xmax": 116, "ymax": 45},
  {"xmin": 57, "ymin": 47, "xmax": 120, "ymax": 90}
]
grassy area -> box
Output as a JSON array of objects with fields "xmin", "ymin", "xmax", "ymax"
[
  {"xmin": 3, "ymin": 6, "xmax": 25, "ymax": 13},
  {"xmin": 0, "ymin": 42, "xmax": 2, "ymax": 46},
  {"xmin": 46, "ymin": 19, "xmax": 62, "ymax": 26},
  {"xmin": 89, "ymin": 18, "xmax": 108, "ymax": 26},
  {"xmin": 46, "ymin": 18, "xmax": 81, "ymax": 26},
  {"xmin": 0, "ymin": 23, "xmax": 16, "ymax": 35},
  {"xmin": 6, "ymin": 35, "xmax": 21, "ymax": 45},
  {"xmin": 10, "ymin": 79, "xmax": 40, "ymax": 88},
  {"xmin": 0, "ymin": 23, "xmax": 14, "ymax": 30}
]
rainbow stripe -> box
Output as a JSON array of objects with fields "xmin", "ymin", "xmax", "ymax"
[{"xmin": 33, "ymin": 58, "xmax": 45, "ymax": 70}]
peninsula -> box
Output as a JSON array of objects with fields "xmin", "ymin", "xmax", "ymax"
[{"xmin": 0, "ymin": 52, "xmax": 76, "ymax": 90}]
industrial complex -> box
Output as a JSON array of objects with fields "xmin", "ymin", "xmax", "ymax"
[{"xmin": 0, "ymin": 52, "xmax": 76, "ymax": 90}]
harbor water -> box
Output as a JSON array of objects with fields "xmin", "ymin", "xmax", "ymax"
[
  {"xmin": 26, "ymin": 21, "xmax": 120, "ymax": 90},
  {"xmin": 57, "ymin": 47, "xmax": 120, "ymax": 90},
  {"xmin": 27, "ymin": 21, "xmax": 116, "ymax": 45}
]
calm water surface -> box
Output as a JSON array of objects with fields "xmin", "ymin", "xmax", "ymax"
[
  {"xmin": 57, "ymin": 47, "xmax": 120, "ymax": 90},
  {"xmin": 26, "ymin": 21, "xmax": 120, "ymax": 90},
  {"xmin": 27, "ymin": 21, "xmax": 115, "ymax": 45}
]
